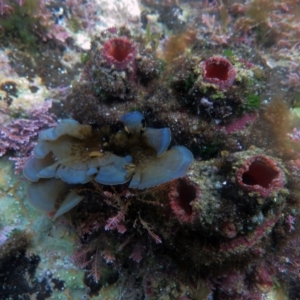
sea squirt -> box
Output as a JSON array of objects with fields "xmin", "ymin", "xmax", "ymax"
[
  {"xmin": 101, "ymin": 36, "xmax": 137, "ymax": 70},
  {"xmin": 200, "ymin": 55, "xmax": 236, "ymax": 90}
]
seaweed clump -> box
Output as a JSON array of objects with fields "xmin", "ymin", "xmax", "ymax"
[
  {"xmin": 0, "ymin": 0, "xmax": 49, "ymax": 49},
  {"xmin": 23, "ymin": 111, "xmax": 193, "ymax": 218}
]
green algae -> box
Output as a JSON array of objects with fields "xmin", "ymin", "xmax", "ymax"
[
  {"xmin": 245, "ymin": 93, "xmax": 261, "ymax": 110},
  {"xmin": 0, "ymin": 0, "xmax": 46, "ymax": 51}
]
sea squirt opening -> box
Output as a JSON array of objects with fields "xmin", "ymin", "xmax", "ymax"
[
  {"xmin": 242, "ymin": 160, "xmax": 279, "ymax": 188},
  {"xmin": 169, "ymin": 177, "xmax": 200, "ymax": 223},
  {"xmin": 102, "ymin": 37, "xmax": 137, "ymax": 70},
  {"xmin": 237, "ymin": 155, "xmax": 285, "ymax": 197},
  {"xmin": 201, "ymin": 55, "xmax": 236, "ymax": 90}
]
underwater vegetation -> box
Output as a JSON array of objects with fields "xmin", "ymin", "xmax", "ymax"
[
  {"xmin": 0, "ymin": 100, "xmax": 57, "ymax": 173},
  {"xmin": 23, "ymin": 111, "xmax": 193, "ymax": 218},
  {"xmin": 0, "ymin": 0, "xmax": 46, "ymax": 47},
  {"xmin": 0, "ymin": 0, "xmax": 72, "ymax": 48},
  {"xmin": 0, "ymin": 0, "xmax": 299, "ymax": 297},
  {"xmin": 17, "ymin": 23, "xmax": 300, "ymax": 300}
]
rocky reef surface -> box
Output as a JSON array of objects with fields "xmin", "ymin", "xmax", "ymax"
[{"xmin": 1, "ymin": 0, "xmax": 300, "ymax": 300}]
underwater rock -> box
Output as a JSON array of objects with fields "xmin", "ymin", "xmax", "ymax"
[
  {"xmin": 62, "ymin": 27, "xmax": 270, "ymax": 170},
  {"xmin": 136, "ymin": 47, "xmax": 163, "ymax": 83},
  {"xmin": 64, "ymin": 29, "xmax": 140, "ymax": 125},
  {"xmin": 157, "ymin": 147, "xmax": 289, "ymax": 268},
  {"xmin": 23, "ymin": 111, "xmax": 193, "ymax": 216},
  {"xmin": 170, "ymin": 52, "xmax": 265, "ymax": 135},
  {"xmin": 64, "ymin": 27, "xmax": 165, "ymax": 127}
]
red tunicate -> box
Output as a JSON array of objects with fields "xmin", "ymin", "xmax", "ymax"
[
  {"xmin": 201, "ymin": 55, "xmax": 236, "ymax": 90},
  {"xmin": 169, "ymin": 177, "xmax": 200, "ymax": 223},
  {"xmin": 236, "ymin": 155, "xmax": 285, "ymax": 197},
  {"xmin": 102, "ymin": 37, "xmax": 137, "ymax": 70}
]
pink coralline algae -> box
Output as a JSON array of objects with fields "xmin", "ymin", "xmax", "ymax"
[
  {"xmin": 219, "ymin": 222, "xmax": 237, "ymax": 239},
  {"xmin": 0, "ymin": 0, "xmax": 16, "ymax": 16},
  {"xmin": 200, "ymin": 55, "xmax": 236, "ymax": 90},
  {"xmin": 286, "ymin": 215, "xmax": 296, "ymax": 232},
  {"xmin": 254, "ymin": 263, "xmax": 275, "ymax": 292},
  {"xmin": 287, "ymin": 128, "xmax": 300, "ymax": 142},
  {"xmin": 102, "ymin": 37, "xmax": 137, "ymax": 70},
  {"xmin": 169, "ymin": 177, "xmax": 200, "ymax": 223},
  {"xmin": 0, "ymin": 100, "xmax": 56, "ymax": 173},
  {"xmin": 219, "ymin": 113, "xmax": 257, "ymax": 134},
  {"xmin": 236, "ymin": 155, "xmax": 285, "ymax": 197}
]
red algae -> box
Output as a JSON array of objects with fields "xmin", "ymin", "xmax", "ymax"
[
  {"xmin": 237, "ymin": 155, "xmax": 285, "ymax": 197},
  {"xmin": 162, "ymin": 29, "xmax": 197, "ymax": 65},
  {"xmin": 200, "ymin": 55, "xmax": 236, "ymax": 90},
  {"xmin": 254, "ymin": 263, "xmax": 275, "ymax": 292}
]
